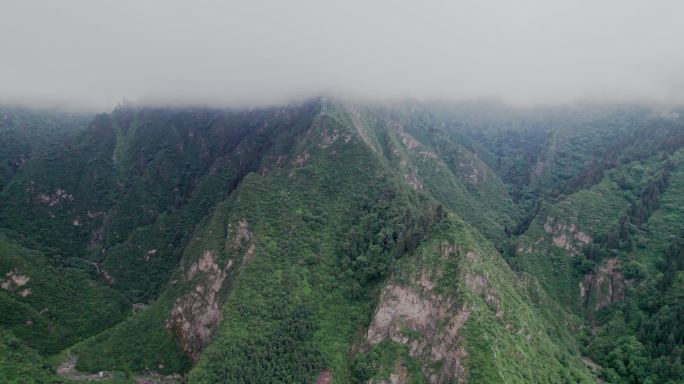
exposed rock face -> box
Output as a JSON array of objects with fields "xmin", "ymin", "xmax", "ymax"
[
  {"xmin": 366, "ymin": 280, "xmax": 469, "ymax": 384},
  {"xmin": 580, "ymin": 257, "xmax": 626, "ymax": 311},
  {"xmin": 144, "ymin": 249, "xmax": 157, "ymax": 262},
  {"xmin": 465, "ymin": 272, "xmax": 503, "ymax": 319},
  {"xmin": 419, "ymin": 151, "xmax": 437, "ymax": 159},
  {"xmin": 34, "ymin": 188, "xmax": 74, "ymax": 206},
  {"xmin": 399, "ymin": 131, "xmax": 421, "ymax": 150},
  {"xmin": 320, "ymin": 129, "xmax": 351, "ymax": 147},
  {"xmin": 316, "ymin": 369, "xmax": 333, "ymax": 384},
  {"xmin": 391, "ymin": 140, "xmax": 424, "ymax": 191},
  {"xmin": 1, "ymin": 269, "xmax": 31, "ymax": 296},
  {"xmin": 349, "ymin": 108, "xmax": 376, "ymax": 152},
  {"xmin": 543, "ymin": 216, "xmax": 592, "ymax": 254},
  {"xmin": 225, "ymin": 219, "xmax": 255, "ymax": 264},
  {"xmin": 292, "ymin": 151, "xmax": 310, "ymax": 167},
  {"xmin": 168, "ymin": 250, "xmax": 233, "ymax": 360},
  {"xmin": 404, "ymin": 171, "xmax": 423, "ymax": 191},
  {"xmin": 516, "ymin": 237, "xmax": 545, "ymax": 254},
  {"xmin": 391, "ymin": 367, "xmax": 410, "ymax": 384},
  {"xmin": 368, "ymin": 367, "xmax": 410, "ymax": 384},
  {"xmin": 455, "ymin": 154, "xmax": 488, "ymax": 186},
  {"xmin": 465, "ymin": 166, "xmax": 486, "ymax": 186},
  {"xmin": 168, "ymin": 219, "xmax": 255, "ymax": 360},
  {"xmin": 87, "ymin": 261, "xmax": 115, "ymax": 284}
]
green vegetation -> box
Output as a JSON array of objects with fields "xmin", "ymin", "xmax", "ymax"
[
  {"xmin": 0, "ymin": 232, "xmax": 128, "ymax": 354},
  {"xmin": 187, "ymin": 108, "xmax": 441, "ymax": 382},
  {"xmin": 352, "ymin": 341, "xmax": 427, "ymax": 384},
  {"xmin": 0, "ymin": 106, "xmax": 91, "ymax": 192},
  {"xmin": 0, "ymin": 329, "xmax": 67, "ymax": 384},
  {"xmin": 1, "ymin": 100, "xmax": 683, "ymax": 383}
]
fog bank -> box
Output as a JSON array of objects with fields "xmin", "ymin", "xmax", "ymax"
[{"xmin": 2, "ymin": 0, "xmax": 683, "ymax": 110}]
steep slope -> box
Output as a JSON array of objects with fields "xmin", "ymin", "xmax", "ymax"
[
  {"xmin": 460, "ymin": 105, "xmax": 684, "ymax": 383},
  {"xmin": 75, "ymin": 101, "xmax": 442, "ymax": 380},
  {"xmin": 68, "ymin": 100, "xmax": 595, "ymax": 383},
  {"xmin": 1, "ymin": 99, "xmax": 682, "ymax": 383},
  {"xmin": 0, "ymin": 102, "xmax": 323, "ymax": 378},
  {"xmin": 355, "ymin": 216, "xmax": 593, "ymax": 383},
  {"xmin": 0, "ymin": 231, "xmax": 127, "ymax": 355},
  {"xmin": 0, "ymin": 328, "xmax": 67, "ymax": 384},
  {"xmin": 331, "ymin": 101, "xmax": 519, "ymax": 244},
  {"xmin": 0, "ymin": 105, "xmax": 317, "ymax": 303},
  {"xmin": 429, "ymin": 103, "xmax": 684, "ymax": 209},
  {"xmin": 513, "ymin": 155, "xmax": 672, "ymax": 308},
  {"xmin": 579, "ymin": 150, "xmax": 684, "ymax": 383}
]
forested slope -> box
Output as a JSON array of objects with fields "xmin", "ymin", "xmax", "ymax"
[{"xmin": 1, "ymin": 99, "xmax": 682, "ymax": 383}]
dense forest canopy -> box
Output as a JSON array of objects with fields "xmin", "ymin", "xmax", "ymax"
[{"xmin": 0, "ymin": 99, "xmax": 683, "ymax": 383}]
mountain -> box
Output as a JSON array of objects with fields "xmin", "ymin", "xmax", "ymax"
[{"xmin": 1, "ymin": 98, "xmax": 683, "ymax": 383}]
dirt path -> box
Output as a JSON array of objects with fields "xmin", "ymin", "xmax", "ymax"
[
  {"xmin": 133, "ymin": 372, "xmax": 183, "ymax": 384},
  {"xmin": 56, "ymin": 354, "xmax": 112, "ymax": 381},
  {"xmin": 56, "ymin": 353, "xmax": 183, "ymax": 383}
]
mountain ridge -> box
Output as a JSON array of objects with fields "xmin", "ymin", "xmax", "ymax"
[{"xmin": 1, "ymin": 98, "xmax": 683, "ymax": 383}]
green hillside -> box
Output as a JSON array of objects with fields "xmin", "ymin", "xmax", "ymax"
[{"xmin": 1, "ymin": 99, "xmax": 683, "ymax": 383}]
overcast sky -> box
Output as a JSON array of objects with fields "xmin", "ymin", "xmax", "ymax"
[{"xmin": 1, "ymin": 0, "xmax": 683, "ymax": 110}]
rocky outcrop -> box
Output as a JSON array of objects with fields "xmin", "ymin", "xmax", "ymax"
[
  {"xmin": 399, "ymin": 131, "xmax": 421, "ymax": 150},
  {"xmin": 403, "ymin": 171, "xmax": 423, "ymax": 191},
  {"xmin": 1, "ymin": 269, "xmax": 31, "ymax": 296},
  {"xmin": 465, "ymin": 272, "xmax": 503, "ymax": 319},
  {"xmin": 291, "ymin": 151, "xmax": 310, "ymax": 167},
  {"xmin": 225, "ymin": 219, "xmax": 255, "ymax": 265},
  {"xmin": 543, "ymin": 216, "xmax": 592, "ymax": 254},
  {"xmin": 348, "ymin": 108, "xmax": 377, "ymax": 152},
  {"xmin": 320, "ymin": 129, "xmax": 351, "ymax": 147},
  {"xmin": 85, "ymin": 261, "xmax": 115, "ymax": 284},
  {"xmin": 366, "ymin": 276, "xmax": 469, "ymax": 384},
  {"xmin": 368, "ymin": 366, "xmax": 410, "ymax": 384},
  {"xmin": 516, "ymin": 237, "xmax": 545, "ymax": 254},
  {"xmin": 580, "ymin": 257, "xmax": 626, "ymax": 311},
  {"xmin": 168, "ymin": 219, "xmax": 255, "ymax": 360},
  {"xmin": 316, "ymin": 369, "xmax": 333, "ymax": 384},
  {"xmin": 455, "ymin": 154, "xmax": 489, "ymax": 186},
  {"xmin": 168, "ymin": 249, "xmax": 233, "ymax": 360},
  {"xmin": 34, "ymin": 188, "xmax": 74, "ymax": 206},
  {"xmin": 418, "ymin": 151, "xmax": 437, "ymax": 159}
]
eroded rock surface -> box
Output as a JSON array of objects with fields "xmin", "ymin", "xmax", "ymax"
[
  {"xmin": 34, "ymin": 188, "xmax": 74, "ymax": 207},
  {"xmin": 320, "ymin": 129, "xmax": 351, "ymax": 147},
  {"xmin": 316, "ymin": 369, "xmax": 333, "ymax": 384},
  {"xmin": 292, "ymin": 151, "xmax": 310, "ymax": 167},
  {"xmin": 226, "ymin": 219, "xmax": 255, "ymax": 264},
  {"xmin": 580, "ymin": 257, "xmax": 626, "ymax": 311},
  {"xmin": 544, "ymin": 216, "xmax": 592, "ymax": 254},
  {"xmin": 1, "ymin": 269, "xmax": 30, "ymax": 296},
  {"xmin": 168, "ymin": 250, "xmax": 233, "ymax": 360},
  {"xmin": 399, "ymin": 131, "xmax": 421, "ymax": 150},
  {"xmin": 168, "ymin": 219, "xmax": 255, "ymax": 360},
  {"xmin": 366, "ymin": 281, "xmax": 469, "ymax": 384},
  {"xmin": 465, "ymin": 271, "xmax": 503, "ymax": 319}
]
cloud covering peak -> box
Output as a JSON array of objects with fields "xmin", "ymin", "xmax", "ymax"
[{"xmin": 2, "ymin": 0, "xmax": 683, "ymax": 110}]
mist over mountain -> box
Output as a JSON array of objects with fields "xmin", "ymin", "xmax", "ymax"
[
  {"xmin": 0, "ymin": 98, "xmax": 682, "ymax": 384},
  {"xmin": 2, "ymin": 2, "xmax": 684, "ymax": 384},
  {"xmin": 2, "ymin": 0, "xmax": 684, "ymax": 109}
]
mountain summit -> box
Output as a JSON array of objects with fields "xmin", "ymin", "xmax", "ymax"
[{"xmin": 1, "ymin": 99, "xmax": 683, "ymax": 383}]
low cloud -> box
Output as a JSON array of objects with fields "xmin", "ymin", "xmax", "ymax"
[{"xmin": 1, "ymin": 0, "xmax": 683, "ymax": 110}]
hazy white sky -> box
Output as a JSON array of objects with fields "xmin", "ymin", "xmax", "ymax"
[{"xmin": 1, "ymin": 0, "xmax": 683, "ymax": 110}]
